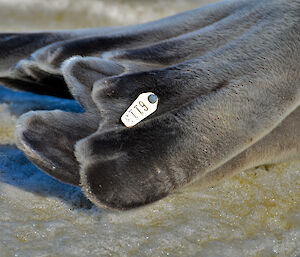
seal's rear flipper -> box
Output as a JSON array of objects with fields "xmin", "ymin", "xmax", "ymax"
[
  {"xmin": 15, "ymin": 111, "xmax": 95, "ymax": 185},
  {"xmin": 0, "ymin": 0, "xmax": 247, "ymax": 98},
  {"xmin": 0, "ymin": 29, "xmax": 118, "ymax": 98},
  {"xmin": 14, "ymin": 55, "xmax": 125, "ymax": 185},
  {"xmin": 0, "ymin": 32, "xmax": 70, "ymax": 97}
]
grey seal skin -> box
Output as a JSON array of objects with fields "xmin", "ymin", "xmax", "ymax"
[{"xmin": 0, "ymin": 0, "xmax": 299, "ymax": 209}]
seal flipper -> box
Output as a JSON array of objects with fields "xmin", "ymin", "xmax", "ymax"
[
  {"xmin": 78, "ymin": 72, "xmax": 300, "ymax": 209},
  {"xmin": 0, "ymin": 0, "xmax": 247, "ymax": 97},
  {"xmin": 15, "ymin": 56, "xmax": 124, "ymax": 185},
  {"xmin": 107, "ymin": 0, "xmax": 260, "ymax": 66},
  {"xmin": 2, "ymin": 0, "xmax": 248, "ymax": 94},
  {"xmin": 0, "ymin": 32, "xmax": 70, "ymax": 74},
  {"xmin": 0, "ymin": 28, "xmax": 122, "ymax": 97},
  {"xmin": 29, "ymin": 0, "xmax": 245, "ymax": 74},
  {"xmin": 0, "ymin": 32, "xmax": 73, "ymax": 97},
  {"xmin": 76, "ymin": 16, "xmax": 300, "ymax": 209},
  {"xmin": 16, "ymin": 111, "xmax": 94, "ymax": 185}
]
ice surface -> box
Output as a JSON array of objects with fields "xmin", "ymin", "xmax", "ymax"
[{"xmin": 0, "ymin": 0, "xmax": 299, "ymax": 256}]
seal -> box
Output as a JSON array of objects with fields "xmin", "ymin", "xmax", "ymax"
[{"xmin": 1, "ymin": 0, "xmax": 299, "ymax": 209}]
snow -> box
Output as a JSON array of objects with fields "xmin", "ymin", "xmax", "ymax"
[{"xmin": 0, "ymin": 0, "xmax": 299, "ymax": 256}]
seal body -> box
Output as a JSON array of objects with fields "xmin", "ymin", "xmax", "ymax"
[{"xmin": 0, "ymin": 0, "xmax": 299, "ymax": 209}]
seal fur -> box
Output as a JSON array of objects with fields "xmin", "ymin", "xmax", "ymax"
[{"xmin": 1, "ymin": 0, "xmax": 299, "ymax": 209}]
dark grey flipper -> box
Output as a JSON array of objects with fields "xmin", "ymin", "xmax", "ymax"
[
  {"xmin": 0, "ymin": 0, "xmax": 249, "ymax": 97},
  {"xmin": 16, "ymin": 111, "xmax": 93, "ymax": 185},
  {"xmin": 15, "ymin": 57, "xmax": 125, "ymax": 185},
  {"xmin": 0, "ymin": 32, "xmax": 72, "ymax": 97},
  {"xmin": 76, "ymin": 1, "xmax": 300, "ymax": 209},
  {"xmin": 13, "ymin": 0, "xmax": 300, "ymax": 209},
  {"xmin": 0, "ymin": 27, "xmax": 122, "ymax": 97}
]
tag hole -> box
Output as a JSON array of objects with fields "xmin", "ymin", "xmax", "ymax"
[{"xmin": 148, "ymin": 94, "xmax": 158, "ymax": 104}]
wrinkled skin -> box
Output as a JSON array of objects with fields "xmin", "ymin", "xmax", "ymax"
[{"xmin": 0, "ymin": 0, "xmax": 299, "ymax": 209}]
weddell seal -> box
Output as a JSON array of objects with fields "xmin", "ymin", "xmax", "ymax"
[{"xmin": 0, "ymin": 0, "xmax": 299, "ymax": 210}]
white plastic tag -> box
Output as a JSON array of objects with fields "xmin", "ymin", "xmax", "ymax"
[{"xmin": 121, "ymin": 92, "xmax": 158, "ymax": 127}]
